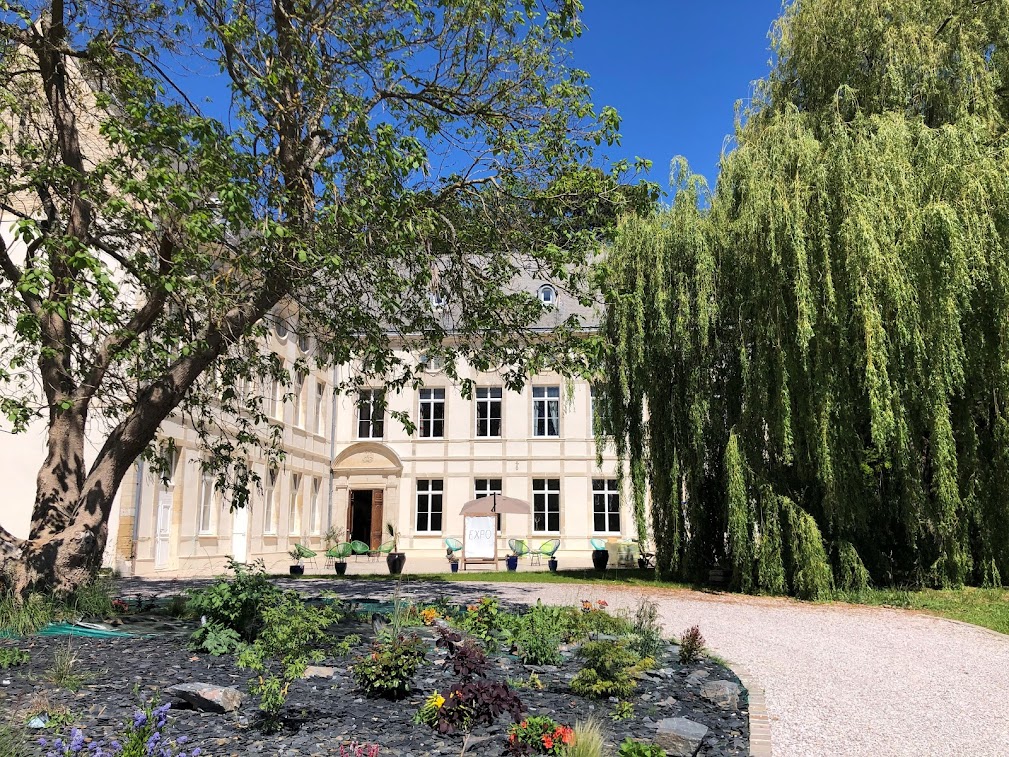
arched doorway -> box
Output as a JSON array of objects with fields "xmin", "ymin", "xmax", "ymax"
[{"xmin": 332, "ymin": 443, "xmax": 403, "ymax": 550}]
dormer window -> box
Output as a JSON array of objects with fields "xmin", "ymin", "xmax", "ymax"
[
  {"xmin": 538, "ymin": 285, "xmax": 556, "ymax": 305},
  {"xmin": 275, "ymin": 319, "xmax": 289, "ymax": 340},
  {"xmin": 298, "ymin": 333, "xmax": 311, "ymax": 353},
  {"xmin": 430, "ymin": 291, "xmax": 447, "ymax": 310}
]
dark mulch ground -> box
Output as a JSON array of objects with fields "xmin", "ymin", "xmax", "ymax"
[{"xmin": 0, "ymin": 593, "xmax": 748, "ymax": 756}]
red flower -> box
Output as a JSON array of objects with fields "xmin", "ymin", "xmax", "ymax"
[
  {"xmin": 542, "ymin": 735, "xmax": 554, "ymax": 750},
  {"xmin": 597, "ymin": 599, "xmax": 608, "ymax": 607}
]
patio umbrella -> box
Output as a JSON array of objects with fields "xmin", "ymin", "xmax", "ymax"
[{"xmin": 460, "ymin": 492, "xmax": 530, "ymax": 514}]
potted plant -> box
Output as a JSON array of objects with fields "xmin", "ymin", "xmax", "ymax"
[
  {"xmin": 506, "ymin": 545, "xmax": 521, "ymax": 572},
  {"xmin": 288, "ymin": 547, "xmax": 305, "ymax": 576},
  {"xmin": 548, "ymin": 556, "xmax": 558, "ymax": 573},
  {"xmin": 386, "ymin": 523, "xmax": 406, "ymax": 574},
  {"xmin": 446, "ymin": 547, "xmax": 460, "ymax": 574},
  {"xmin": 592, "ymin": 549, "xmax": 609, "ymax": 571},
  {"xmin": 324, "ymin": 528, "xmax": 349, "ymax": 575}
]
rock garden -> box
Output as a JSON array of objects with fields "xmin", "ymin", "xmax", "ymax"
[{"xmin": 0, "ymin": 564, "xmax": 749, "ymax": 756}]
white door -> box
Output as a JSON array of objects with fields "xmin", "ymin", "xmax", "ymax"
[
  {"xmin": 154, "ymin": 489, "xmax": 173, "ymax": 569},
  {"xmin": 232, "ymin": 504, "xmax": 249, "ymax": 564}
]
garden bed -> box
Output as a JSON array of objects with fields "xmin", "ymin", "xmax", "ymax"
[{"xmin": 0, "ymin": 581, "xmax": 749, "ymax": 756}]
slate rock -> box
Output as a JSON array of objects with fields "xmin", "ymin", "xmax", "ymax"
[
  {"xmin": 700, "ymin": 680, "xmax": 742, "ymax": 709},
  {"xmin": 655, "ymin": 717, "xmax": 709, "ymax": 756},
  {"xmin": 302, "ymin": 665, "xmax": 336, "ymax": 679},
  {"xmin": 165, "ymin": 682, "xmax": 244, "ymax": 713},
  {"xmin": 685, "ymin": 669, "xmax": 709, "ymax": 685}
]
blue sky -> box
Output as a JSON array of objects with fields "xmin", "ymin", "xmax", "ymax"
[{"xmin": 572, "ymin": 2, "xmax": 784, "ymax": 190}]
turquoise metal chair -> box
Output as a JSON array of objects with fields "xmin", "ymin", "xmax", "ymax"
[
  {"xmin": 349, "ymin": 540, "xmax": 371, "ymax": 561},
  {"xmin": 325, "ymin": 542, "xmax": 353, "ymax": 567},
  {"xmin": 589, "ymin": 538, "xmax": 608, "ymax": 551},
  {"xmin": 370, "ymin": 540, "xmax": 396, "ymax": 561},
  {"xmin": 530, "ymin": 538, "xmax": 560, "ymax": 566},
  {"xmin": 444, "ymin": 537, "xmax": 463, "ymax": 556},
  {"xmin": 508, "ymin": 538, "xmax": 531, "ymax": 558},
  {"xmin": 293, "ymin": 543, "xmax": 318, "ymax": 570}
]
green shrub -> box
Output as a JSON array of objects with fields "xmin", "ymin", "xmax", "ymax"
[
  {"xmin": 628, "ymin": 598, "xmax": 664, "ymax": 660},
  {"xmin": 0, "ymin": 591, "xmax": 55, "ymax": 636},
  {"xmin": 65, "ymin": 576, "xmax": 116, "ymax": 619},
  {"xmin": 570, "ymin": 639, "xmax": 645, "ymax": 699},
  {"xmin": 0, "ymin": 649, "xmax": 29, "ymax": 668},
  {"xmin": 351, "ymin": 633, "xmax": 427, "ymax": 700},
  {"xmin": 509, "ymin": 601, "xmax": 564, "ymax": 665},
  {"xmin": 237, "ymin": 590, "xmax": 347, "ymax": 730},
  {"xmin": 457, "ymin": 597, "xmax": 503, "ymax": 649},
  {"xmin": 618, "ymin": 739, "xmax": 667, "ymax": 757},
  {"xmin": 834, "ymin": 541, "xmax": 871, "ymax": 592},
  {"xmin": 611, "ymin": 700, "xmax": 634, "ymax": 721},
  {"xmin": 187, "ymin": 558, "xmax": 280, "ymax": 650}
]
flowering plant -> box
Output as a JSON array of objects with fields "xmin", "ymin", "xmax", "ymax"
[
  {"xmin": 40, "ymin": 702, "xmax": 201, "ymax": 757},
  {"xmin": 506, "ymin": 716, "xmax": 573, "ymax": 755},
  {"xmin": 338, "ymin": 742, "xmax": 379, "ymax": 757}
]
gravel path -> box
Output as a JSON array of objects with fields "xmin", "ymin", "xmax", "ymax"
[
  {"xmin": 122, "ymin": 576, "xmax": 1009, "ymax": 756},
  {"xmin": 466, "ymin": 583, "xmax": 1009, "ymax": 757}
]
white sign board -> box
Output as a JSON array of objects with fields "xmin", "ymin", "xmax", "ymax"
[{"xmin": 463, "ymin": 515, "xmax": 497, "ymax": 560}]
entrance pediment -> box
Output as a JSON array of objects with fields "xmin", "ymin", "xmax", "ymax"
[{"xmin": 332, "ymin": 443, "xmax": 402, "ymax": 474}]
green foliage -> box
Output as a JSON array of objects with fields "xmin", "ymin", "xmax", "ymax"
[
  {"xmin": 618, "ymin": 740, "xmax": 667, "ymax": 757},
  {"xmin": 0, "ymin": 648, "xmax": 29, "ymax": 668},
  {"xmin": 628, "ymin": 598, "xmax": 664, "ymax": 660},
  {"xmin": 835, "ymin": 541, "xmax": 871, "ymax": 593},
  {"xmin": 351, "ymin": 634, "xmax": 427, "ymax": 700},
  {"xmin": 0, "ymin": 715, "xmax": 29, "ymax": 757},
  {"xmin": 677, "ymin": 626, "xmax": 705, "ymax": 664},
  {"xmin": 611, "ymin": 700, "xmax": 634, "ymax": 721},
  {"xmin": 187, "ymin": 559, "xmax": 280, "ymax": 650},
  {"xmin": 236, "ymin": 590, "xmax": 346, "ymax": 729},
  {"xmin": 599, "ymin": 0, "xmax": 1009, "ymax": 594},
  {"xmin": 0, "ymin": 590, "xmax": 54, "ymax": 636},
  {"xmin": 506, "ymin": 601, "xmax": 564, "ymax": 665},
  {"xmin": 567, "ymin": 717, "xmax": 606, "ymax": 757},
  {"xmin": 570, "ymin": 639, "xmax": 643, "ymax": 699},
  {"xmin": 457, "ymin": 597, "xmax": 504, "ymax": 649},
  {"xmin": 44, "ymin": 639, "xmax": 89, "ymax": 692}
]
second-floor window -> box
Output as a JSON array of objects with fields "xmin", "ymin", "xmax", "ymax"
[
  {"xmin": 292, "ymin": 374, "xmax": 305, "ymax": 427},
  {"xmin": 419, "ymin": 388, "xmax": 445, "ymax": 438},
  {"xmin": 476, "ymin": 387, "xmax": 502, "ymax": 437},
  {"xmin": 357, "ymin": 389, "xmax": 385, "ymax": 438},
  {"xmin": 416, "ymin": 479, "xmax": 444, "ymax": 532},
  {"xmin": 309, "ymin": 478, "xmax": 321, "ymax": 535},
  {"xmin": 532, "ymin": 386, "xmax": 560, "ymax": 437},
  {"xmin": 198, "ymin": 473, "xmax": 216, "ymax": 534},
  {"xmin": 288, "ymin": 473, "xmax": 302, "ymax": 535},
  {"xmin": 315, "ymin": 381, "xmax": 326, "ymax": 435}
]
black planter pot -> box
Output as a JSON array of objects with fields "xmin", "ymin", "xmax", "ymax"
[
  {"xmin": 637, "ymin": 557, "xmax": 647, "ymax": 570},
  {"xmin": 506, "ymin": 555, "xmax": 519, "ymax": 572},
  {"xmin": 449, "ymin": 561, "xmax": 459, "ymax": 573},
  {"xmin": 592, "ymin": 550, "xmax": 610, "ymax": 571},
  {"xmin": 335, "ymin": 562, "xmax": 348, "ymax": 576},
  {"xmin": 289, "ymin": 564, "xmax": 305, "ymax": 576},
  {"xmin": 387, "ymin": 552, "xmax": 407, "ymax": 574},
  {"xmin": 548, "ymin": 558, "xmax": 558, "ymax": 573}
]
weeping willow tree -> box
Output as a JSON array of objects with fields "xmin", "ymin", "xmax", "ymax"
[{"xmin": 600, "ymin": 0, "xmax": 1009, "ymax": 595}]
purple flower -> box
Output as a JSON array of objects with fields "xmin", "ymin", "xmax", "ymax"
[
  {"xmin": 133, "ymin": 711, "xmax": 148, "ymax": 728},
  {"xmin": 70, "ymin": 729, "xmax": 86, "ymax": 751}
]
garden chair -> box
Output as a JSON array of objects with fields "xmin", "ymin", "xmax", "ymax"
[
  {"xmin": 529, "ymin": 538, "xmax": 560, "ymax": 566},
  {"xmin": 589, "ymin": 538, "xmax": 608, "ymax": 551},
  {"xmin": 444, "ymin": 537, "xmax": 463, "ymax": 556},
  {"xmin": 293, "ymin": 543, "xmax": 318, "ymax": 571},
  {"xmin": 370, "ymin": 540, "xmax": 396, "ymax": 561},
  {"xmin": 508, "ymin": 538, "xmax": 531, "ymax": 559},
  {"xmin": 349, "ymin": 540, "xmax": 371, "ymax": 561},
  {"xmin": 325, "ymin": 542, "xmax": 353, "ymax": 568}
]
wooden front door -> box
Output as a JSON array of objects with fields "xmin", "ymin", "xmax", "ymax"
[{"xmin": 370, "ymin": 490, "xmax": 384, "ymax": 549}]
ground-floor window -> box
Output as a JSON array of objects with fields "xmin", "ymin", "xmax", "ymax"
[
  {"xmin": 198, "ymin": 474, "xmax": 215, "ymax": 534},
  {"xmin": 474, "ymin": 478, "xmax": 503, "ymax": 532},
  {"xmin": 592, "ymin": 478, "xmax": 620, "ymax": 534},
  {"xmin": 416, "ymin": 479, "xmax": 444, "ymax": 533},
  {"xmin": 289, "ymin": 473, "xmax": 302, "ymax": 535},
  {"xmin": 533, "ymin": 478, "xmax": 560, "ymax": 533},
  {"xmin": 263, "ymin": 469, "xmax": 277, "ymax": 534}
]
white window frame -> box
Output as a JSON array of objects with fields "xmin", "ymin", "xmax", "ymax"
[
  {"xmin": 474, "ymin": 478, "xmax": 503, "ymax": 533},
  {"xmin": 532, "ymin": 478, "xmax": 560, "ymax": 534},
  {"xmin": 419, "ymin": 388, "xmax": 445, "ymax": 438},
  {"xmin": 264, "ymin": 468, "xmax": 277, "ymax": 535},
  {"xmin": 475, "ymin": 387, "xmax": 502, "ymax": 438},
  {"xmin": 309, "ymin": 477, "xmax": 321, "ymax": 535},
  {"xmin": 288, "ymin": 473, "xmax": 302, "ymax": 535},
  {"xmin": 415, "ymin": 479, "xmax": 444, "ymax": 533},
  {"xmin": 198, "ymin": 473, "xmax": 216, "ymax": 535},
  {"xmin": 592, "ymin": 479, "xmax": 621, "ymax": 534},
  {"xmin": 315, "ymin": 381, "xmax": 326, "ymax": 436},
  {"xmin": 538, "ymin": 284, "xmax": 556, "ymax": 304},
  {"xmin": 357, "ymin": 389, "xmax": 385, "ymax": 439},
  {"xmin": 298, "ymin": 333, "xmax": 311, "ymax": 353},
  {"xmin": 275, "ymin": 319, "xmax": 289, "ymax": 341},
  {"xmin": 292, "ymin": 374, "xmax": 305, "ymax": 428},
  {"xmin": 532, "ymin": 386, "xmax": 561, "ymax": 438}
]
